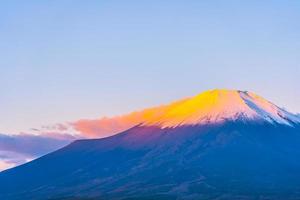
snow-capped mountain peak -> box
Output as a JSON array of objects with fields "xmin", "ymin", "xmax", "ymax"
[{"xmin": 141, "ymin": 89, "xmax": 300, "ymax": 128}]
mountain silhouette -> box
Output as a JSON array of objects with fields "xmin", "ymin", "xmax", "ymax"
[{"xmin": 1, "ymin": 89, "xmax": 300, "ymax": 200}]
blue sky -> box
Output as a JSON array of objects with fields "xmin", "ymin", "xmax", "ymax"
[{"xmin": 1, "ymin": 0, "xmax": 299, "ymax": 134}]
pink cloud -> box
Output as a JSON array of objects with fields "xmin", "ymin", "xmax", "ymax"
[
  {"xmin": 72, "ymin": 116, "xmax": 140, "ymax": 138},
  {"xmin": 0, "ymin": 160, "xmax": 15, "ymax": 172},
  {"xmin": 0, "ymin": 98, "xmax": 183, "ymax": 171},
  {"xmin": 71, "ymin": 103, "xmax": 174, "ymax": 138},
  {"xmin": 70, "ymin": 98, "xmax": 190, "ymax": 138}
]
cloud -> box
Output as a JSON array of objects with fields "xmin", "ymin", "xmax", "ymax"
[
  {"xmin": 0, "ymin": 133, "xmax": 76, "ymax": 171},
  {"xmin": 72, "ymin": 117, "xmax": 139, "ymax": 138},
  {"xmin": 0, "ymin": 111, "xmax": 145, "ymax": 171},
  {"xmin": 0, "ymin": 160, "xmax": 15, "ymax": 172},
  {"xmin": 41, "ymin": 123, "xmax": 70, "ymax": 132},
  {"xmin": 71, "ymin": 114, "xmax": 142, "ymax": 138},
  {"xmin": 0, "ymin": 133, "xmax": 76, "ymax": 157},
  {"xmin": 0, "ymin": 99, "xmax": 181, "ymax": 171},
  {"xmin": 70, "ymin": 98, "xmax": 192, "ymax": 138},
  {"xmin": 0, "ymin": 150, "xmax": 30, "ymax": 171},
  {"xmin": 71, "ymin": 105, "xmax": 170, "ymax": 138}
]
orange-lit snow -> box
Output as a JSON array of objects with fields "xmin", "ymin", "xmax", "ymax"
[{"xmin": 73, "ymin": 89, "xmax": 300, "ymax": 137}]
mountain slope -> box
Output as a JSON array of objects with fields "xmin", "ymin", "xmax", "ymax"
[{"xmin": 1, "ymin": 89, "xmax": 300, "ymax": 200}]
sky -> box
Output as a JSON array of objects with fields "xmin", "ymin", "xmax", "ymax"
[{"xmin": 1, "ymin": 0, "xmax": 300, "ymax": 136}]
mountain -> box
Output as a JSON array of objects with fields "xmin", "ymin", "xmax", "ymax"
[{"xmin": 1, "ymin": 89, "xmax": 300, "ymax": 200}]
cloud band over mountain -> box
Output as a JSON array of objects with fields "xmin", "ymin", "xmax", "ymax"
[{"xmin": 1, "ymin": 90, "xmax": 300, "ymax": 171}]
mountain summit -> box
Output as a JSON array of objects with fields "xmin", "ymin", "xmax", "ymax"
[
  {"xmin": 140, "ymin": 89, "xmax": 299, "ymax": 127},
  {"xmin": 1, "ymin": 89, "xmax": 300, "ymax": 200}
]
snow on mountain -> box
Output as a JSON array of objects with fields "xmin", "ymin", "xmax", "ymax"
[{"xmin": 141, "ymin": 89, "xmax": 300, "ymax": 128}]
